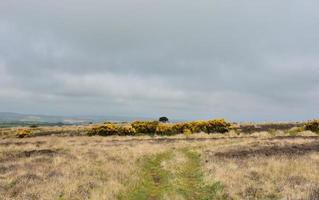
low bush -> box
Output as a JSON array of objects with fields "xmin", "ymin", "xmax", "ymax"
[
  {"xmin": 87, "ymin": 119, "xmax": 231, "ymax": 136},
  {"xmin": 88, "ymin": 123, "xmax": 118, "ymax": 136},
  {"xmin": 117, "ymin": 125, "xmax": 136, "ymax": 136},
  {"xmin": 183, "ymin": 119, "xmax": 231, "ymax": 134},
  {"xmin": 16, "ymin": 129, "xmax": 32, "ymax": 138},
  {"xmin": 131, "ymin": 121, "xmax": 159, "ymax": 135},
  {"xmin": 287, "ymin": 127, "xmax": 304, "ymax": 136},
  {"xmin": 187, "ymin": 121, "xmax": 208, "ymax": 133},
  {"xmin": 304, "ymin": 120, "xmax": 319, "ymax": 133},
  {"xmin": 155, "ymin": 123, "xmax": 177, "ymax": 136},
  {"xmin": 183, "ymin": 128, "xmax": 192, "ymax": 137},
  {"xmin": 206, "ymin": 119, "xmax": 231, "ymax": 133},
  {"xmin": 29, "ymin": 124, "xmax": 39, "ymax": 128},
  {"xmin": 172, "ymin": 123, "xmax": 189, "ymax": 134}
]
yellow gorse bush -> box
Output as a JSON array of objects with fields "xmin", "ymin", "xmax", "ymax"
[
  {"xmin": 187, "ymin": 120, "xmax": 208, "ymax": 133},
  {"xmin": 182, "ymin": 119, "xmax": 231, "ymax": 134},
  {"xmin": 16, "ymin": 129, "xmax": 32, "ymax": 138},
  {"xmin": 131, "ymin": 121, "xmax": 159, "ymax": 134},
  {"xmin": 183, "ymin": 128, "xmax": 192, "ymax": 137},
  {"xmin": 88, "ymin": 123, "xmax": 137, "ymax": 136},
  {"xmin": 88, "ymin": 119, "xmax": 231, "ymax": 136},
  {"xmin": 117, "ymin": 125, "xmax": 136, "ymax": 136},
  {"xmin": 155, "ymin": 123, "xmax": 177, "ymax": 136},
  {"xmin": 88, "ymin": 123, "xmax": 118, "ymax": 136},
  {"xmin": 206, "ymin": 119, "xmax": 231, "ymax": 133},
  {"xmin": 171, "ymin": 123, "xmax": 187, "ymax": 133}
]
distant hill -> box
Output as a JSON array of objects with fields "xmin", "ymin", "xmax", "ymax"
[
  {"xmin": 0, "ymin": 112, "xmax": 154, "ymax": 127},
  {"xmin": 0, "ymin": 112, "xmax": 84, "ymax": 124}
]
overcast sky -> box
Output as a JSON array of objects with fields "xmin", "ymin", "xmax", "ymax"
[{"xmin": 0, "ymin": 0, "xmax": 319, "ymax": 121}]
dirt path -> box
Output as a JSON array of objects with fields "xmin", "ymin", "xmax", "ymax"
[{"xmin": 119, "ymin": 149, "xmax": 228, "ymax": 200}]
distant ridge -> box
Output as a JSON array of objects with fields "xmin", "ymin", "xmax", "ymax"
[{"xmin": 0, "ymin": 112, "xmax": 154, "ymax": 125}]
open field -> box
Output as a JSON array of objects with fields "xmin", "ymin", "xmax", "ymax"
[{"xmin": 1, "ymin": 128, "xmax": 319, "ymax": 200}]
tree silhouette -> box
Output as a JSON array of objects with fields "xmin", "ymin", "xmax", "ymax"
[{"xmin": 159, "ymin": 116, "xmax": 169, "ymax": 123}]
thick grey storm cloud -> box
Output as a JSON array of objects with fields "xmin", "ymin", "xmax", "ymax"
[{"xmin": 1, "ymin": 0, "xmax": 319, "ymax": 121}]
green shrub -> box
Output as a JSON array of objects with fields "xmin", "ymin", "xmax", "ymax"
[
  {"xmin": 159, "ymin": 116, "xmax": 169, "ymax": 123},
  {"xmin": 16, "ymin": 129, "xmax": 32, "ymax": 138},
  {"xmin": 131, "ymin": 121, "xmax": 159, "ymax": 134},
  {"xmin": 304, "ymin": 120, "xmax": 319, "ymax": 133}
]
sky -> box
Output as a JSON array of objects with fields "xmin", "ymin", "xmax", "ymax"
[{"xmin": 0, "ymin": 0, "xmax": 319, "ymax": 121}]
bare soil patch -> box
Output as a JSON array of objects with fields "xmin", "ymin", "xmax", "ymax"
[
  {"xmin": 0, "ymin": 141, "xmax": 46, "ymax": 146},
  {"xmin": 19, "ymin": 149, "xmax": 60, "ymax": 157},
  {"xmin": 1, "ymin": 149, "xmax": 62, "ymax": 162}
]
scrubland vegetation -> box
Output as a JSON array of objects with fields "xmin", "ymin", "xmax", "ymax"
[
  {"xmin": 87, "ymin": 119, "xmax": 231, "ymax": 137},
  {"xmin": 0, "ymin": 119, "xmax": 319, "ymax": 199}
]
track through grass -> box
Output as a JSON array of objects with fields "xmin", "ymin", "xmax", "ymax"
[{"xmin": 119, "ymin": 149, "xmax": 228, "ymax": 200}]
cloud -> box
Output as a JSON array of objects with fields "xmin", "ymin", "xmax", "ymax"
[{"xmin": 0, "ymin": 0, "xmax": 319, "ymax": 121}]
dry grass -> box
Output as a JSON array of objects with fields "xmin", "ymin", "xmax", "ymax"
[
  {"xmin": 202, "ymin": 138, "xmax": 319, "ymax": 200},
  {"xmin": 0, "ymin": 136, "xmax": 180, "ymax": 200},
  {"xmin": 0, "ymin": 130, "xmax": 318, "ymax": 199}
]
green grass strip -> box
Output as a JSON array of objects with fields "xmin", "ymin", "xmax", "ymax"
[
  {"xmin": 175, "ymin": 149, "xmax": 228, "ymax": 200},
  {"xmin": 118, "ymin": 149, "xmax": 229, "ymax": 200},
  {"xmin": 118, "ymin": 151, "xmax": 173, "ymax": 200}
]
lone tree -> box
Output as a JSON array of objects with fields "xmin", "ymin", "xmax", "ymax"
[{"xmin": 159, "ymin": 116, "xmax": 169, "ymax": 123}]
